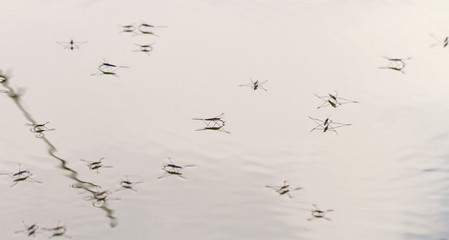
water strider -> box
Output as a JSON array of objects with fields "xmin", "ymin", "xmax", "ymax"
[
  {"xmin": 314, "ymin": 92, "xmax": 358, "ymax": 109},
  {"xmin": 266, "ymin": 180, "xmax": 302, "ymax": 198},
  {"xmin": 239, "ymin": 78, "xmax": 268, "ymax": 91},
  {"xmin": 308, "ymin": 116, "xmax": 351, "ymax": 134},
  {"xmin": 57, "ymin": 39, "xmax": 87, "ymax": 51}
]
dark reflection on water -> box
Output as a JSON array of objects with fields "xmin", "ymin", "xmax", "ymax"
[{"xmin": 0, "ymin": 70, "xmax": 118, "ymax": 228}]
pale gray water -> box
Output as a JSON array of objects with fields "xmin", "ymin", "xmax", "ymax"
[{"xmin": 1, "ymin": 0, "xmax": 449, "ymax": 239}]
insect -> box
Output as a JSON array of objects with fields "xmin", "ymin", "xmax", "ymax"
[
  {"xmin": 42, "ymin": 221, "xmax": 71, "ymax": 239},
  {"xmin": 379, "ymin": 56, "xmax": 411, "ymax": 74},
  {"xmin": 92, "ymin": 60, "xmax": 129, "ymax": 77},
  {"xmin": 91, "ymin": 68, "xmax": 121, "ymax": 77},
  {"xmin": 0, "ymin": 73, "xmax": 7, "ymax": 83},
  {"xmin": 15, "ymin": 221, "xmax": 40, "ymax": 237},
  {"xmin": 314, "ymin": 92, "xmax": 358, "ymax": 109},
  {"xmin": 429, "ymin": 34, "xmax": 449, "ymax": 48},
  {"xmin": 308, "ymin": 116, "xmax": 351, "ymax": 134},
  {"xmin": 135, "ymin": 22, "xmax": 165, "ymax": 36},
  {"xmin": 133, "ymin": 43, "xmax": 155, "ymax": 55},
  {"xmin": 265, "ymin": 180, "xmax": 302, "ymax": 198},
  {"xmin": 308, "ymin": 204, "xmax": 334, "ymax": 221},
  {"xmin": 239, "ymin": 78, "xmax": 268, "ymax": 91},
  {"xmin": 119, "ymin": 24, "xmax": 135, "ymax": 33},
  {"xmin": 193, "ymin": 113, "xmax": 230, "ymax": 134},
  {"xmin": 57, "ymin": 39, "xmax": 87, "ymax": 51},
  {"xmin": 25, "ymin": 122, "xmax": 55, "ymax": 138},
  {"xmin": 116, "ymin": 176, "xmax": 143, "ymax": 192},
  {"xmin": 0, "ymin": 164, "xmax": 42, "ymax": 187},
  {"xmin": 83, "ymin": 187, "xmax": 119, "ymax": 207},
  {"xmin": 80, "ymin": 157, "xmax": 112, "ymax": 173},
  {"xmin": 158, "ymin": 157, "xmax": 195, "ymax": 180}
]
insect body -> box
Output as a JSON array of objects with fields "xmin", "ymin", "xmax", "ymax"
[
  {"xmin": 308, "ymin": 204, "xmax": 334, "ymax": 221},
  {"xmin": 135, "ymin": 22, "xmax": 166, "ymax": 36},
  {"xmin": 0, "ymin": 164, "xmax": 42, "ymax": 187},
  {"xmin": 266, "ymin": 180, "xmax": 302, "ymax": 198},
  {"xmin": 57, "ymin": 39, "xmax": 87, "ymax": 51},
  {"xmin": 158, "ymin": 157, "xmax": 195, "ymax": 180},
  {"xmin": 134, "ymin": 43, "xmax": 155, "ymax": 55},
  {"xmin": 240, "ymin": 78, "xmax": 268, "ymax": 91},
  {"xmin": 80, "ymin": 158, "xmax": 112, "ymax": 173},
  {"xmin": 83, "ymin": 188, "xmax": 118, "ymax": 207},
  {"xmin": 193, "ymin": 113, "xmax": 230, "ymax": 134},
  {"xmin": 0, "ymin": 73, "xmax": 7, "ymax": 83},
  {"xmin": 137, "ymin": 23, "xmax": 157, "ymax": 36},
  {"xmin": 314, "ymin": 92, "xmax": 358, "ymax": 109},
  {"xmin": 379, "ymin": 56, "xmax": 411, "ymax": 74},
  {"xmin": 26, "ymin": 122, "xmax": 55, "ymax": 138},
  {"xmin": 15, "ymin": 221, "xmax": 40, "ymax": 237},
  {"xmin": 116, "ymin": 176, "xmax": 143, "ymax": 192},
  {"xmin": 42, "ymin": 222, "xmax": 70, "ymax": 239},
  {"xmin": 119, "ymin": 24, "xmax": 135, "ymax": 33},
  {"xmin": 92, "ymin": 61, "xmax": 129, "ymax": 77},
  {"xmin": 309, "ymin": 117, "xmax": 351, "ymax": 134}
]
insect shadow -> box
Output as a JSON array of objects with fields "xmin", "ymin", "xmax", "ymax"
[
  {"xmin": 240, "ymin": 78, "xmax": 268, "ymax": 91},
  {"xmin": 308, "ymin": 116, "xmax": 351, "ymax": 135},
  {"xmin": 0, "ymin": 163, "xmax": 42, "ymax": 187},
  {"xmin": 15, "ymin": 221, "xmax": 40, "ymax": 237},
  {"xmin": 193, "ymin": 113, "xmax": 230, "ymax": 134},
  {"xmin": 25, "ymin": 122, "xmax": 55, "ymax": 138},
  {"xmin": 307, "ymin": 204, "xmax": 334, "ymax": 221},
  {"xmin": 429, "ymin": 34, "xmax": 449, "ymax": 48},
  {"xmin": 80, "ymin": 157, "xmax": 112, "ymax": 174},
  {"xmin": 265, "ymin": 180, "xmax": 302, "ymax": 199},
  {"xmin": 42, "ymin": 221, "xmax": 71, "ymax": 239},
  {"xmin": 314, "ymin": 92, "xmax": 358, "ymax": 109},
  {"xmin": 379, "ymin": 56, "xmax": 411, "ymax": 74},
  {"xmin": 115, "ymin": 176, "xmax": 143, "ymax": 192},
  {"xmin": 133, "ymin": 43, "xmax": 155, "ymax": 56},
  {"xmin": 158, "ymin": 157, "xmax": 195, "ymax": 180},
  {"xmin": 57, "ymin": 39, "xmax": 87, "ymax": 51}
]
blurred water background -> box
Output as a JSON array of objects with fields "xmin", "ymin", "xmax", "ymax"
[{"xmin": 1, "ymin": 0, "xmax": 449, "ymax": 239}]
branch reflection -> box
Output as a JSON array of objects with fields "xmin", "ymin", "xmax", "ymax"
[{"xmin": 0, "ymin": 70, "xmax": 118, "ymax": 227}]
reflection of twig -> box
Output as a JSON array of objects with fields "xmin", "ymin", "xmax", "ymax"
[{"xmin": 0, "ymin": 70, "xmax": 118, "ymax": 228}]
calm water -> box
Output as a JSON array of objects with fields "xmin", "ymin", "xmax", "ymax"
[{"xmin": 1, "ymin": 0, "xmax": 449, "ymax": 239}]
